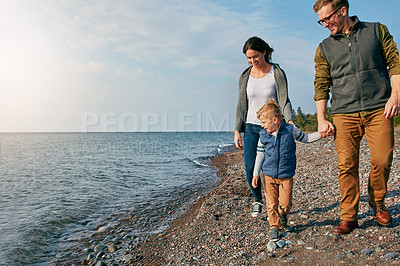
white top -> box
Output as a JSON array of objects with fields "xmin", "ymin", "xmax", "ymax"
[{"xmin": 246, "ymin": 66, "xmax": 276, "ymax": 125}]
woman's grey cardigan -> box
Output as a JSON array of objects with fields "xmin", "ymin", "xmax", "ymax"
[{"xmin": 235, "ymin": 64, "xmax": 294, "ymax": 132}]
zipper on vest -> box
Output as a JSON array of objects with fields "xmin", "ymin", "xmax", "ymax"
[{"xmin": 348, "ymin": 36, "xmax": 364, "ymax": 111}]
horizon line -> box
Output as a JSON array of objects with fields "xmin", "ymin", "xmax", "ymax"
[{"xmin": 0, "ymin": 130, "xmax": 235, "ymax": 134}]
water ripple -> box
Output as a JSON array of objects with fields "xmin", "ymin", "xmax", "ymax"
[{"xmin": 0, "ymin": 132, "xmax": 234, "ymax": 265}]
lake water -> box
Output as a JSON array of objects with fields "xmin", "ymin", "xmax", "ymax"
[{"xmin": 0, "ymin": 132, "xmax": 235, "ymax": 265}]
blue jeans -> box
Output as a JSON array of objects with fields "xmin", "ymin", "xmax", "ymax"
[{"xmin": 244, "ymin": 123, "xmax": 263, "ymax": 202}]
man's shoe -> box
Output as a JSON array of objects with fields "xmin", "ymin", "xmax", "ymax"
[
  {"xmin": 332, "ymin": 220, "xmax": 358, "ymax": 235},
  {"xmin": 279, "ymin": 214, "xmax": 288, "ymax": 228},
  {"xmin": 251, "ymin": 202, "xmax": 263, "ymax": 218},
  {"xmin": 371, "ymin": 204, "xmax": 392, "ymax": 225}
]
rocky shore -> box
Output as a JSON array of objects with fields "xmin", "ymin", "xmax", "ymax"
[{"xmin": 58, "ymin": 131, "xmax": 400, "ymax": 265}]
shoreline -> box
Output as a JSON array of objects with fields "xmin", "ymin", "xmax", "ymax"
[
  {"xmin": 53, "ymin": 148, "xmax": 237, "ymax": 265},
  {"xmin": 59, "ymin": 133, "xmax": 400, "ymax": 265}
]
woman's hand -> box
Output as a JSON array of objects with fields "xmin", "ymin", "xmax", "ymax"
[
  {"xmin": 252, "ymin": 176, "xmax": 260, "ymax": 188},
  {"xmin": 234, "ymin": 130, "xmax": 243, "ymax": 149}
]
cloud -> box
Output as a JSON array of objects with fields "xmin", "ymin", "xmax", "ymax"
[
  {"xmin": 42, "ymin": 0, "xmax": 249, "ymax": 70},
  {"xmin": 1, "ymin": 0, "xmax": 323, "ymax": 131},
  {"xmin": 38, "ymin": 0, "xmax": 257, "ymax": 113},
  {"xmin": 71, "ymin": 61, "xmax": 108, "ymax": 73}
]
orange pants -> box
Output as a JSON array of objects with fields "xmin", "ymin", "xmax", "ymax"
[
  {"xmin": 333, "ymin": 110, "xmax": 393, "ymax": 221},
  {"xmin": 263, "ymin": 175, "xmax": 293, "ymax": 228}
]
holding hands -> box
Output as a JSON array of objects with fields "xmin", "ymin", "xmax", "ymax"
[
  {"xmin": 316, "ymin": 100, "xmax": 335, "ymax": 138},
  {"xmin": 318, "ymin": 119, "xmax": 335, "ymax": 138}
]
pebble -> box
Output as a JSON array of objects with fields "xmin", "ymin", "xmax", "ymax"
[
  {"xmin": 382, "ymin": 252, "xmax": 398, "ymax": 259},
  {"xmin": 97, "ymin": 226, "xmax": 109, "ymax": 233},
  {"xmin": 108, "ymin": 244, "xmax": 117, "ymax": 253},
  {"xmin": 375, "ymin": 245, "xmax": 383, "ymax": 252},
  {"xmin": 122, "ymin": 254, "xmax": 134, "ymax": 263},
  {"xmin": 96, "ymin": 251, "xmax": 105, "ymax": 260},
  {"xmin": 286, "ymin": 241, "xmax": 294, "ymax": 248},
  {"xmin": 82, "ymin": 248, "xmax": 92, "ymax": 253},
  {"xmin": 94, "ymin": 245, "xmax": 105, "ymax": 253},
  {"xmin": 335, "ymin": 254, "xmax": 344, "ymax": 260},
  {"xmin": 259, "ymin": 252, "xmax": 267, "ymax": 259},
  {"xmin": 361, "ymin": 248, "xmax": 372, "ymax": 255},
  {"xmin": 276, "ymin": 239, "xmax": 286, "ymax": 248},
  {"xmin": 297, "ymin": 240, "xmax": 306, "ymax": 245},
  {"xmin": 267, "ymin": 241, "xmax": 277, "ymax": 252}
]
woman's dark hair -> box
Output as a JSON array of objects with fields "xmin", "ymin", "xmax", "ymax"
[{"xmin": 243, "ymin": 36, "xmax": 274, "ymax": 63}]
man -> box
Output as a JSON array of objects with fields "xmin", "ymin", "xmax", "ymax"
[{"xmin": 313, "ymin": 0, "xmax": 400, "ymax": 235}]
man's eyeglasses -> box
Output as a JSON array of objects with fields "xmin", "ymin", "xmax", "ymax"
[{"xmin": 317, "ymin": 7, "xmax": 342, "ymax": 26}]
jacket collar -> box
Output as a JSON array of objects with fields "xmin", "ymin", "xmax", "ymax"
[
  {"xmin": 263, "ymin": 122, "xmax": 286, "ymax": 136},
  {"xmin": 330, "ymin": 16, "xmax": 360, "ymax": 38}
]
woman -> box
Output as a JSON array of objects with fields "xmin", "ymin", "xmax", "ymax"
[{"xmin": 235, "ymin": 36, "xmax": 294, "ymax": 218}]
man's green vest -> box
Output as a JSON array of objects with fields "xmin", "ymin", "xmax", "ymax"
[{"xmin": 319, "ymin": 16, "xmax": 391, "ymax": 114}]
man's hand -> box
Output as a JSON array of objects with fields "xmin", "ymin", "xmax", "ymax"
[
  {"xmin": 385, "ymin": 75, "xmax": 400, "ymax": 119},
  {"xmin": 318, "ymin": 119, "xmax": 335, "ymax": 138},
  {"xmin": 384, "ymin": 95, "xmax": 400, "ymax": 119},
  {"xmin": 316, "ymin": 99, "xmax": 335, "ymax": 138}
]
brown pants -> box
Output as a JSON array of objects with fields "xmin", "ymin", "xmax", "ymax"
[
  {"xmin": 263, "ymin": 175, "xmax": 293, "ymax": 228},
  {"xmin": 333, "ymin": 110, "xmax": 393, "ymax": 221}
]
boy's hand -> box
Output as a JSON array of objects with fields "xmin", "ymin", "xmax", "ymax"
[{"xmin": 252, "ymin": 176, "xmax": 259, "ymax": 188}]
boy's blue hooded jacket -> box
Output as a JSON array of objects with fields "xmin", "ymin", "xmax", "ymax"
[
  {"xmin": 254, "ymin": 123, "xmax": 320, "ymax": 179},
  {"xmin": 259, "ymin": 123, "xmax": 297, "ymax": 179}
]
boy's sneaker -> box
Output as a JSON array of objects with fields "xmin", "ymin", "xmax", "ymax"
[
  {"xmin": 269, "ymin": 228, "xmax": 280, "ymax": 242},
  {"xmin": 251, "ymin": 202, "xmax": 263, "ymax": 218},
  {"xmin": 280, "ymin": 214, "xmax": 288, "ymax": 228}
]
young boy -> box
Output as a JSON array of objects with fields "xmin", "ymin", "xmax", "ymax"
[{"xmin": 252, "ymin": 99, "xmax": 321, "ymax": 241}]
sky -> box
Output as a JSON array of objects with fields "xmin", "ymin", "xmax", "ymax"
[{"xmin": 0, "ymin": 0, "xmax": 399, "ymax": 132}]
